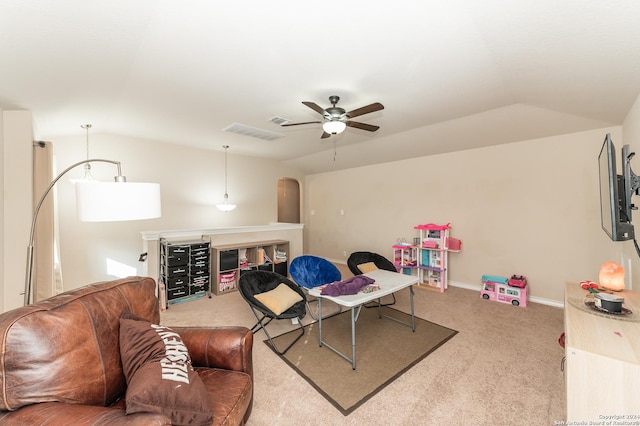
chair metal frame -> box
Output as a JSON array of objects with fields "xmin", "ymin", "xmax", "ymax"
[{"xmin": 238, "ymin": 270, "xmax": 306, "ymax": 355}]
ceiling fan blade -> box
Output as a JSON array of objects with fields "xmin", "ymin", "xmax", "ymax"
[
  {"xmin": 346, "ymin": 121, "xmax": 380, "ymax": 132},
  {"xmin": 346, "ymin": 102, "xmax": 384, "ymax": 119},
  {"xmin": 280, "ymin": 121, "xmax": 322, "ymax": 127},
  {"xmin": 321, "ymin": 131, "xmax": 331, "ymax": 139},
  {"xmin": 302, "ymin": 101, "xmax": 326, "ymax": 116}
]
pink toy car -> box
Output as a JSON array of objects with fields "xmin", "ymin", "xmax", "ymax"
[{"xmin": 508, "ymin": 275, "xmax": 527, "ymax": 288}]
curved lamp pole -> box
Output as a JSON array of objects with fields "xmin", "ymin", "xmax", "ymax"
[{"xmin": 23, "ymin": 158, "xmax": 124, "ymax": 305}]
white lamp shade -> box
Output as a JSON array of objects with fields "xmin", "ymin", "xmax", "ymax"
[
  {"xmin": 75, "ymin": 182, "xmax": 161, "ymax": 222},
  {"xmin": 323, "ymin": 121, "xmax": 346, "ymax": 134},
  {"xmin": 216, "ymin": 193, "xmax": 236, "ymax": 211},
  {"xmin": 216, "ymin": 202, "xmax": 236, "ymax": 212}
]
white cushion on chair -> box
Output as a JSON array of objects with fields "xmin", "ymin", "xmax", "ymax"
[
  {"xmin": 255, "ymin": 283, "xmax": 303, "ymax": 315},
  {"xmin": 357, "ymin": 262, "xmax": 379, "ymax": 273}
]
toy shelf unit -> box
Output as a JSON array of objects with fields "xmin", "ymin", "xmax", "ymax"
[
  {"xmin": 159, "ymin": 237, "xmax": 211, "ymax": 308},
  {"xmin": 392, "ymin": 243, "xmax": 418, "ymax": 275},
  {"xmin": 211, "ymin": 240, "xmax": 289, "ymax": 295},
  {"xmin": 480, "ymin": 274, "xmax": 528, "ymax": 307},
  {"xmin": 414, "ymin": 223, "xmax": 461, "ymax": 293}
]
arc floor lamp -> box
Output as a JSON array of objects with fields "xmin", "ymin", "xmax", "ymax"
[{"xmin": 24, "ymin": 157, "xmax": 161, "ymax": 305}]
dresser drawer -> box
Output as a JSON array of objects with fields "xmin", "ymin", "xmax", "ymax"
[
  {"xmin": 166, "ymin": 245, "xmax": 190, "ymax": 256},
  {"xmin": 167, "ymin": 286, "xmax": 188, "ymax": 300},
  {"xmin": 164, "ymin": 265, "xmax": 188, "ymax": 277},
  {"xmin": 165, "ymin": 276, "xmax": 188, "ymax": 289},
  {"xmin": 164, "ymin": 255, "xmax": 188, "ymax": 266}
]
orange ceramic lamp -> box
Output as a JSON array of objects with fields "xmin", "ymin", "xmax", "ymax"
[{"xmin": 598, "ymin": 261, "xmax": 625, "ymax": 291}]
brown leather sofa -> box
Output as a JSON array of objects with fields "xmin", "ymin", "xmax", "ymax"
[{"xmin": 0, "ymin": 276, "xmax": 253, "ymax": 425}]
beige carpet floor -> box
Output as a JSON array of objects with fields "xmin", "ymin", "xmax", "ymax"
[
  {"xmin": 161, "ymin": 268, "xmax": 566, "ymax": 425},
  {"xmin": 269, "ymin": 306, "xmax": 457, "ymax": 415}
]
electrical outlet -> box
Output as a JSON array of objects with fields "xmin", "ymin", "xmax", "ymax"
[{"xmin": 343, "ymin": 250, "xmax": 347, "ymax": 257}]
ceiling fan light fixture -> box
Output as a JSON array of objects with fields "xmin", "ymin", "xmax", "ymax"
[{"xmin": 322, "ymin": 120, "xmax": 346, "ymax": 135}]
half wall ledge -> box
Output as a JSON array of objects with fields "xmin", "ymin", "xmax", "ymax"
[{"xmin": 140, "ymin": 223, "xmax": 304, "ymax": 286}]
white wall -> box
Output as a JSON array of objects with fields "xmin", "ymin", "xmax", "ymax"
[
  {"xmin": 1, "ymin": 131, "xmax": 304, "ymax": 311},
  {"xmin": 6, "ymin": 96, "xmax": 640, "ymax": 311},
  {"xmin": 304, "ymin": 127, "xmax": 627, "ymax": 304},
  {"xmin": 1, "ymin": 111, "xmax": 33, "ymax": 311}
]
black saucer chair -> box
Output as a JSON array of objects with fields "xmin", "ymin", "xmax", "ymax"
[
  {"xmin": 347, "ymin": 251, "xmax": 398, "ymax": 307},
  {"xmin": 238, "ymin": 270, "xmax": 306, "ymax": 355}
]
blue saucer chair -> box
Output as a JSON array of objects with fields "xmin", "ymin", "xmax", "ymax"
[{"xmin": 289, "ymin": 255, "xmax": 342, "ymax": 319}]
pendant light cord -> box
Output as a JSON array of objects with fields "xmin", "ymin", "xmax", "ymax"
[
  {"xmin": 81, "ymin": 124, "xmax": 92, "ymax": 173},
  {"xmin": 223, "ymin": 145, "xmax": 229, "ymax": 196}
]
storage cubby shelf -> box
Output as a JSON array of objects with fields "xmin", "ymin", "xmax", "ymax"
[{"xmin": 211, "ymin": 239, "xmax": 289, "ymax": 295}]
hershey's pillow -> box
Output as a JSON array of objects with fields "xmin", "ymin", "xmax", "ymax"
[
  {"xmin": 357, "ymin": 262, "xmax": 379, "ymax": 273},
  {"xmin": 254, "ymin": 283, "xmax": 303, "ymax": 315},
  {"xmin": 119, "ymin": 312, "xmax": 212, "ymax": 425}
]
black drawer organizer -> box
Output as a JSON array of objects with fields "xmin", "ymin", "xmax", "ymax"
[{"xmin": 159, "ymin": 238, "xmax": 211, "ymax": 306}]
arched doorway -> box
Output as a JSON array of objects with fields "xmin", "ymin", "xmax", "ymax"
[{"xmin": 277, "ymin": 177, "xmax": 300, "ymax": 223}]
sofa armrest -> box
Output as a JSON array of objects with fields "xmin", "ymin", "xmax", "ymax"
[
  {"xmin": 171, "ymin": 326, "xmax": 253, "ymax": 376},
  {"xmin": 0, "ymin": 402, "xmax": 171, "ymax": 425}
]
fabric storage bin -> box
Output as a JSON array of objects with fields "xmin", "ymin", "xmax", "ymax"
[
  {"xmin": 219, "ymin": 271, "xmax": 237, "ymax": 292},
  {"xmin": 220, "ymin": 250, "xmax": 239, "ymax": 271},
  {"xmin": 274, "ymin": 261, "xmax": 288, "ymax": 276}
]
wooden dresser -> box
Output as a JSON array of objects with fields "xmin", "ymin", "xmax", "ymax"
[{"xmin": 564, "ymin": 282, "xmax": 640, "ymax": 422}]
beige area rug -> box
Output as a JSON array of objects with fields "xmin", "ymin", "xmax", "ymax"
[{"xmin": 268, "ymin": 306, "xmax": 457, "ymax": 415}]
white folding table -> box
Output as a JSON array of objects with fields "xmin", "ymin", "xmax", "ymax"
[{"xmin": 308, "ymin": 269, "xmax": 418, "ymax": 369}]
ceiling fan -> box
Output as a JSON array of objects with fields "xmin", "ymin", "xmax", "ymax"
[{"xmin": 281, "ymin": 95, "xmax": 384, "ymax": 139}]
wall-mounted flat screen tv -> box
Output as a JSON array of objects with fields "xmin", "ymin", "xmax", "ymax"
[{"xmin": 598, "ymin": 133, "xmax": 635, "ymax": 241}]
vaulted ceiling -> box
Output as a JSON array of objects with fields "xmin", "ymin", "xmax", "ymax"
[{"xmin": 2, "ymin": 1, "xmax": 640, "ymax": 173}]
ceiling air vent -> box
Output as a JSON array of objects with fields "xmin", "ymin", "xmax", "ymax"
[
  {"xmin": 269, "ymin": 116, "xmax": 291, "ymax": 126},
  {"xmin": 222, "ymin": 122, "xmax": 285, "ymax": 141}
]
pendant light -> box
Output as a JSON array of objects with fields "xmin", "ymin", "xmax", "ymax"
[{"xmin": 216, "ymin": 145, "xmax": 236, "ymax": 212}]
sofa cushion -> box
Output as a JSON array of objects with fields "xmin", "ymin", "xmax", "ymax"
[{"xmin": 119, "ymin": 312, "xmax": 213, "ymax": 425}]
